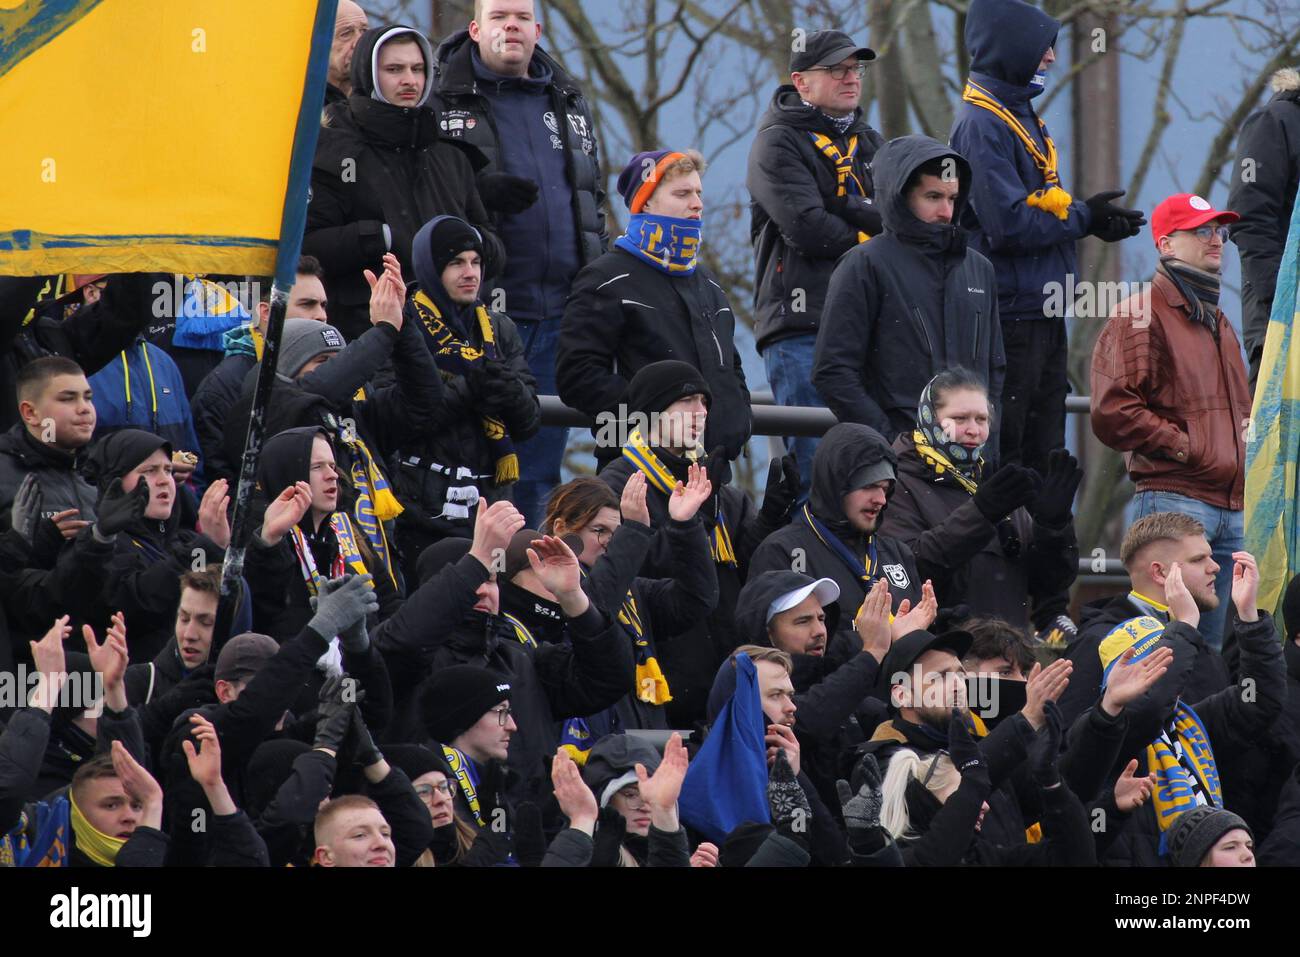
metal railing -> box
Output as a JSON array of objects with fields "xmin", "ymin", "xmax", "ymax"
[{"xmin": 538, "ymin": 391, "xmax": 1126, "ymax": 585}]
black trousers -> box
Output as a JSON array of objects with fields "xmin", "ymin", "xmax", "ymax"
[{"xmin": 997, "ymin": 319, "xmax": 1068, "ymax": 475}]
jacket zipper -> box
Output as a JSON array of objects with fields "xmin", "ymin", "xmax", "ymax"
[
  {"xmin": 708, "ymin": 322, "xmax": 725, "ymax": 367},
  {"xmin": 911, "ymin": 306, "xmax": 934, "ymax": 357}
]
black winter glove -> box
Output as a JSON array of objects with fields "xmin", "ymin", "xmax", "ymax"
[
  {"xmin": 93, "ymin": 477, "xmax": 149, "ymax": 539},
  {"xmin": 349, "ymin": 708, "xmax": 383, "ymax": 768},
  {"xmin": 1029, "ymin": 448, "xmax": 1083, "ymax": 528},
  {"xmin": 478, "ymin": 172, "xmax": 540, "ymax": 215},
  {"xmin": 479, "ymin": 356, "xmax": 532, "ymax": 413},
  {"xmin": 1084, "ymin": 190, "xmax": 1145, "ymax": 243},
  {"xmin": 767, "ymin": 748, "xmax": 812, "ymax": 840},
  {"xmin": 513, "ymin": 802, "xmax": 547, "ymax": 867},
  {"xmin": 1028, "ymin": 700, "xmax": 1064, "ymax": 789},
  {"xmin": 10, "ymin": 473, "xmax": 42, "ymax": 543},
  {"xmin": 704, "ymin": 445, "xmax": 730, "ymax": 495},
  {"xmin": 832, "ymin": 194, "xmax": 884, "ymax": 236},
  {"xmin": 971, "ymin": 464, "xmax": 1040, "ymax": 524},
  {"xmin": 590, "ymin": 805, "xmax": 626, "ymax": 867},
  {"xmin": 759, "ymin": 454, "xmax": 800, "ymax": 524},
  {"xmin": 313, "ymin": 674, "xmax": 358, "ymax": 753},
  {"xmin": 947, "ymin": 709, "xmax": 991, "ymax": 791}
]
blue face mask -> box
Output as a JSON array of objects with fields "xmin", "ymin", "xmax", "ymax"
[
  {"xmin": 1029, "ymin": 72, "xmax": 1046, "ymax": 89},
  {"xmin": 614, "ymin": 213, "xmax": 704, "ymax": 275}
]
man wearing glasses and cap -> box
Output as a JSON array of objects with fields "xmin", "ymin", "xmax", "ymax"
[
  {"xmin": 1091, "ymin": 193, "xmax": 1252, "ymax": 650},
  {"xmin": 747, "ymin": 30, "xmax": 883, "ymax": 496}
]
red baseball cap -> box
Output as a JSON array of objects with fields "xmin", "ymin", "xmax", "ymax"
[{"xmin": 1151, "ymin": 193, "xmax": 1239, "ymax": 249}]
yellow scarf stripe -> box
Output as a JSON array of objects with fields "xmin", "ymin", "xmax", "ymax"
[
  {"xmin": 1149, "ymin": 705, "xmax": 1222, "ymax": 836},
  {"xmin": 961, "ymin": 81, "xmax": 1073, "ymax": 220},
  {"xmin": 622, "ymin": 430, "xmax": 678, "ymax": 496},
  {"xmin": 69, "ymin": 792, "xmax": 126, "ymax": 867},
  {"xmin": 912, "ymin": 429, "xmax": 981, "ymax": 495}
]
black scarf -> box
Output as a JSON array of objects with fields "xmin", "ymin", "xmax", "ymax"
[{"xmin": 1159, "ymin": 257, "xmax": 1221, "ymax": 339}]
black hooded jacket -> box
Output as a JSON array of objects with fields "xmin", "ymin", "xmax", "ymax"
[
  {"xmin": 304, "ymin": 25, "xmax": 505, "ymax": 341},
  {"xmin": 813, "ymin": 135, "xmax": 1004, "ymax": 441},
  {"xmin": 747, "ymin": 86, "xmax": 885, "ymax": 351},
  {"xmin": 749, "ymin": 424, "xmax": 926, "ymax": 627},
  {"xmin": 0, "ymin": 424, "xmax": 97, "ymax": 530}
]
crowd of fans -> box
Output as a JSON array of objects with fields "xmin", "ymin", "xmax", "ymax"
[{"xmin": 1, "ymin": 0, "xmax": 1298, "ymax": 870}]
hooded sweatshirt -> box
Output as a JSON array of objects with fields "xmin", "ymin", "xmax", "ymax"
[
  {"xmin": 949, "ymin": 0, "xmax": 1093, "ymax": 321},
  {"xmin": 748, "ymin": 423, "xmax": 925, "ymax": 627},
  {"xmin": 813, "ymin": 135, "xmax": 1004, "ymax": 441},
  {"xmin": 304, "ymin": 25, "xmax": 504, "ymax": 341}
]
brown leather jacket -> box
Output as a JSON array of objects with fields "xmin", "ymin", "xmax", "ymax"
[{"xmin": 1090, "ymin": 269, "xmax": 1250, "ymax": 510}]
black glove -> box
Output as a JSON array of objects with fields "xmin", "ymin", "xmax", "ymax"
[
  {"xmin": 1028, "ymin": 700, "xmax": 1064, "ymax": 788},
  {"xmin": 479, "ymin": 356, "xmax": 531, "ymax": 413},
  {"xmin": 767, "ymin": 747, "xmax": 812, "ymax": 840},
  {"xmin": 10, "ymin": 473, "xmax": 42, "ymax": 543},
  {"xmin": 704, "ymin": 445, "xmax": 730, "ymax": 494},
  {"xmin": 947, "ymin": 709, "xmax": 990, "ymax": 791},
  {"xmin": 478, "ymin": 172, "xmax": 540, "ymax": 215},
  {"xmin": 307, "ymin": 573, "xmax": 379, "ymax": 641},
  {"xmin": 313, "ymin": 675, "xmax": 358, "ymax": 753},
  {"xmin": 1084, "ymin": 189, "xmax": 1145, "ymax": 243},
  {"xmin": 836, "ymin": 752, "xmax": 888, "ymax": 854},
  {"xmin": 590, "ymin": 805, "xmax": 626, "ymax": 867},
  {"xmin": 513, "ymin": 801, "xmax": 547, "ymax": 867},
  {"xmin": 93, "ymin": 477, "xmax": 149, "ymax": 539},
  {"xmin": 832, "ymin": 194, "xmax": 884, "ymax": 236},
  {"xmin": 971, "ymin": 464, "xmax": 1040, "ymax": 523},
  {"xmin": 349, "ymin": 708, "xmax": 383, "ymax": 767},
  {"xmin": 1029, "ymin": 448, "xmax": 1083, "ymax": 528},
  {"xmin": 759, "ymin": 454, "xmax": 800, "ymax": 524}
]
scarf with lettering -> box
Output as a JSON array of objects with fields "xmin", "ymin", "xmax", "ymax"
[
  {"xmin": 1159, "ymin": 257, "xmax": 1222, "ymax": 339},
  {"xmin": 1150, "ymin": 703, "xmax": 1222, "ymax": 854},
  {"xmin": 614, "ymin": 213, "xmax": 702, "ymax": 275},
  {"xmin": 622, "ymin": 429, "xmax": 736, "ymax": 566},
  {"xmin": 442, "ymin": 744, "xmax": 484, "ymax": 827},
  {"xmin": 961, "ymin": 79, "xmax": 1073, "ymax": 220},
  {"xmin": 412, "ymin": 289, "xmax": 519, "ymax": 485}
]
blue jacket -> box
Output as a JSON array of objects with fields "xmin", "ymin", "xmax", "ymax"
[
  {"xmin": 87, "ymin": 338, "xmax": 204, "ymax": 481},
  {"xmin": 949, "ymin": 0, "xmax": 1093, "ymax": 320}
]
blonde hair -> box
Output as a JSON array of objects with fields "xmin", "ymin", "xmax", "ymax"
[
  {"xmin": 662, "ymin": 148, "xmax": 707, "ymax": 180},
  {"xmin": 733, "ymin": 644, "xmax": 793, "ymax": 675},
  {"xmin": 1120, "ymin": 512, "xmax": 1206, "ymax": 568},
  {"xmin": 879, "ymin": 748, "xmax": 960, "ymax": 840}
]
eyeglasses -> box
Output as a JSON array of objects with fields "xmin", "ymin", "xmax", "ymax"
[
  {"xmin": 1188, "ymin": 224, "xmax": 1229, "ymax": 243},
  {"xmin": 493, "ymin": 704, "xmax": 512, "ymax": 727},
  {"xmin": 614, "ymin": 785, "xmax": 648, "ymax": 809},
  {"xmin": 585, "ymin": 524, "xmax": 615, "ymax": 545},
  {"xmin": 414, "ymin": 781, "xmax": 454, "ymax": 803},
  {"xmin": 806, "ymin": 63, "xmax": 867, "ymax": 80}
]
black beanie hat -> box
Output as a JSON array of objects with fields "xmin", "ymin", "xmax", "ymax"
[
  {"xmin": 386, "ymin": 743, "xmax": 454, "ymax": 782},
  {"xmin": 416, "ymin": 537, "xmax": 473, "ymax": 586},
  {"xmin": 417, "ymin": 665, "xmax": 513, "ymax": 745},
  {"xmin": 412, "ymin": 214, "xmax": 485, "ymax": 295},
  {"xmin": 626, "ymin": 360, "xmax": 712, "ymax": 418},
  {"xmin": 1166, "ymin": 806, "xmax": 1253, "ymax": 867}
]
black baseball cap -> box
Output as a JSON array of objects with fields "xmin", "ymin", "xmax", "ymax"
[
  {"xmin": 790, "ymin": 30, "xmax": 876, "ymax": 74},
  {"xmin": 876, "ymin": 628, "xmax": 974, "ymax": 700}
]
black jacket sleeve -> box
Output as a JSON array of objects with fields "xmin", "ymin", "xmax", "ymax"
[
  {"xmin": 532, "ymin": 604, "xmax": 636, "ymax": 718},
  {"xmin": 540, "ymin": 827, "xmax": 594, "ymax": 867},
  {"xmin": 0, "ymin": 708, "xmax": 51, "ymax": 833},
  {"xmin": 366, "ymin": 765, "xmax": 436, "ymax": 868},
  {"xmin": 42, "ymin": 273, "xmax": 161, "ymax": 376},
  {"xmin": 341, "ymin": 644, "xmax": 394, "ymax": 738},
  {"xmin": 878, "ymin": 483, "xmax": 998, "ymax": 591},
  {"xmin": 355, "ymin": 318, "xmax": 445, "ymax": 456},
  {"xmin": 646, "ymin": 824, "xmax": 692, "ymax": 867},
  {"xmin": 295, "ymin": 322, "xmax": 400, "ymax": 407},
  {"xmin": 791, "ymin": 651, "xmax": 881, "ymax": 746},
  {"xmin": 813, "ymin": 255, "xmax": 892, "ymax": 434},
  {"xmin": 259, "ymin": 749, "xmax": 337, "ymax": 831},
  {"xmin": 94, "ymin": 704, "xmax": 149, "ymax": 769},
  {"xmin": 1228, "ymin": 105, "xmax": 1295, "ymax": 298},
  {"xmin": 988, "ymin": 781, "xmax": 1098, "ymax": 866},
  {"xmin": 116, "ymin": 826, "xmax": 169, "ymax": 867},
  {"xmin": 374, "ymin": 553, "xmax": 488, "ymax": 670},
  {"xmin": 556, "ymin": 265, "xmax": 628, "ymax": 419},
  {"xmin": 206, "ymin": 810, "xmax": 271, "ymax": 867},
  {"xmin": 302, "ymin": 157, "xmax": 389, "ymax": 278},
  {"xmin": 619, "ymin": 518, "xmax": 719, "ymax": 639},
  {"xmin": 1194, "ymin": 612, "xmax": 1287, "ymax": 756},
  {"xmin": 1061, "ymin": 702, "xmax": 1129, "ymax": 806},
  {"xmin": 899, "ymin": 776, "xmax": 989, "ymax": 867},
  {"xmin": 1025, "ymin": 516, "xmax": 1079, "ymax": 605}
]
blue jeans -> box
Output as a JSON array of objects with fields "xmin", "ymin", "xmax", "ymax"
[
  {"xmin": 763, "ymin": 334, "xmax": 823, "ymax": 500},
  {"xmin": 511, "ymin": 318, "xmax": 569, "ymax": 528},
  {"xmin": 1128, "ymin": 490, "xmax": 1244, "ymax": 651}
]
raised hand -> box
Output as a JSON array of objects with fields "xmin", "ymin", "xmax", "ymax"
[
  {"xmin": 1029, "ymin": 448, "xmax": 1083, "ymax": 528},
  {"xmin": 182, "ymin": 713, "xmax": 224, "ymax": 791},
  {"xmin": 765, "ymin": 722, "xmax": 800, "ymax": 777},
  {"xmin": 891, "ymin": 579, "xmax": 937, "ymax": 640},
  {"xmin": 50, "ymin": 507, "xmax": 91, "ymax": 541},
  {"xmin": 29, "ymin": 615, "xmax": 70, "ymax": 711},
  {"xmin": 469, "ymin": 498, "xmax": 526, "ymax": 575},
  {"xmin": 197, "ymin": 478, "xmax": 231, "ymax": 549},
  {"xmin": 552, "ymin": 747, "xmax": 599, "ymax": 834},
  {"xmin": 853, "ymin": 577, "xmax": 892, "ymax": 661},
  {"xmin": 1113, "ymin": 759, "xmax": 1154, "ymax": 813},
  {"xmin": 94, "ymin": 477, "xmax": 149, "ymax": 538},
  {"xmin": 1164, "ymin": 561, "xmax": 1200, "ymax": 628},
  {"xmin": 526, "ymin": 535, "xmax": 589, "ymax": 617},
  {"xmin": 110, "ymin": 740, "xmax": 163, "ymax": 829},
  {"xmin": 635, "ymin": 732, "xmax": 689, "ymax": 832},
  {"xmin": 260, "ymin": 481, "xmax": 313, "ymax": 545},
  {"xmin": 620, "ymin": 471, "xmax": 651, "ymax": 527},
  {"xmin": 758, "ymin": 453, "xmax": 800, "ymax": 524},
  {"xmin": 365, "ymin": 252, "xmax": 406, "ymax": 330},
  {"xmin": 1021, "ymin": 657, "xmax": 1072, "ymax": 730},
  {"xmin": 668, "ymin": 462, "xmax": 713, "ymax": 522},
  {"xmin": 1101, "ymin": 644, "xmax": 1174, "ymax": 716},
  {"xmin": 1231, "ymin": 551, "xmax": 1260, "ymax": 623},
  {"xmin": 84, "ymin": 611, "xmax": 129, "ymax": 711},
  {"xmin": 307, "ymin": 573, "xmax": 379, "ymax": 641}
]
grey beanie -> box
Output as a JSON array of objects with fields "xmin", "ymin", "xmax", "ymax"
[
  {"xmin": 276, "ymin": 319, "xmax": 345, "ymax": 381},
  {"xmin": 1166, "ymin": 806, "xmax": 1252, "ymax": 867}
]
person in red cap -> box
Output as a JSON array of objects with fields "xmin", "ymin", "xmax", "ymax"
[{"xmin": 1090, "ymin": 193, "xmax": 1251, "ymax": 650}]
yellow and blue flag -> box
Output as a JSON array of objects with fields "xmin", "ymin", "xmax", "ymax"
[
  {"xmin": 1244, "ymin": 187, "xmax": 1300, "ymax": 624},
  {"xmin": 0, "ymin": 0, "xmax": 337, "ymax": 284}
]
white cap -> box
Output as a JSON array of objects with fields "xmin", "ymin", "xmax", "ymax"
[{"xmin": 766, "ymin": 578, "xmax": 840, "ymax": 624}]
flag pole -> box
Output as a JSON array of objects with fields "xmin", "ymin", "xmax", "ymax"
[{"xmin": 216, "ymin": 0, "xmax": 340, "ymax": 646}]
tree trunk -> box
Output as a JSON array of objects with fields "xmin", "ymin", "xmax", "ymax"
[{"xmin": 868, "ymin": 0, "xmax": 910, "ymax": 136}]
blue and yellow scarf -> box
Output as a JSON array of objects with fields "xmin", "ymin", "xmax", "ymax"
[
  {"xmin": 288, "ymin": 511, "xmax": 371, "ymax": 597},
  {"xmin": 412, "ymin": 289, "xmax": 519, "ymax": 486},
  {"xmin": 614, "ymin": 213, "xmax": 702, "ymax": 275},
  {"xmin": 808, "ymin": 131, "xmax": 871, "ymax": 243},
  {"xmin": 801, "ymin": 503, "xmax": 877, "ymax": 586},
  {"xmin": 1151, "ymin": 703, "xmax": 1222, "ymax": 852},
  {"xmin": 622, "ymin": 429, "xmax": 735, "ymax": 566},
  {"xmin": 442, "ymin": 744, "xmax": 484, "ymax": 828},
  {"xmin": 328, "ymin": 417, "xmax": 402, "ymax": 591}
]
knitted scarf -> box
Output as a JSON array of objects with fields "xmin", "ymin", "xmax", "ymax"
[
  {"xmin": 614, "ymin": 213, "xmax": 702, "ymax": 275},
  {"xmin": 288, "ymin": 511, "xmax": 370, "ymax": 596},
  {"xmin": 1150, "ymin": 702, "xmax": 1222, "ymax": 854},
  {"xmin": 412, "ymin": 289, "xmax": 519, "ymax": 485},
  {"xmin": 622, "ymin": 429, "xmax": 736, "ymax": 566},
  {"xmin": 442, "ymin": 744, "xmax": 484, "ymax": 827},
  {"xmin": 1159, "ymin": 257, "xmax": 1222, "ymax": 338},
  {"xmin": 961, "ymin": 79, "xmax": 1073, "ymax": 220},
  {"xmin": 329, "ymin": 419, "xmax": 402, "ymax": 590}
]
